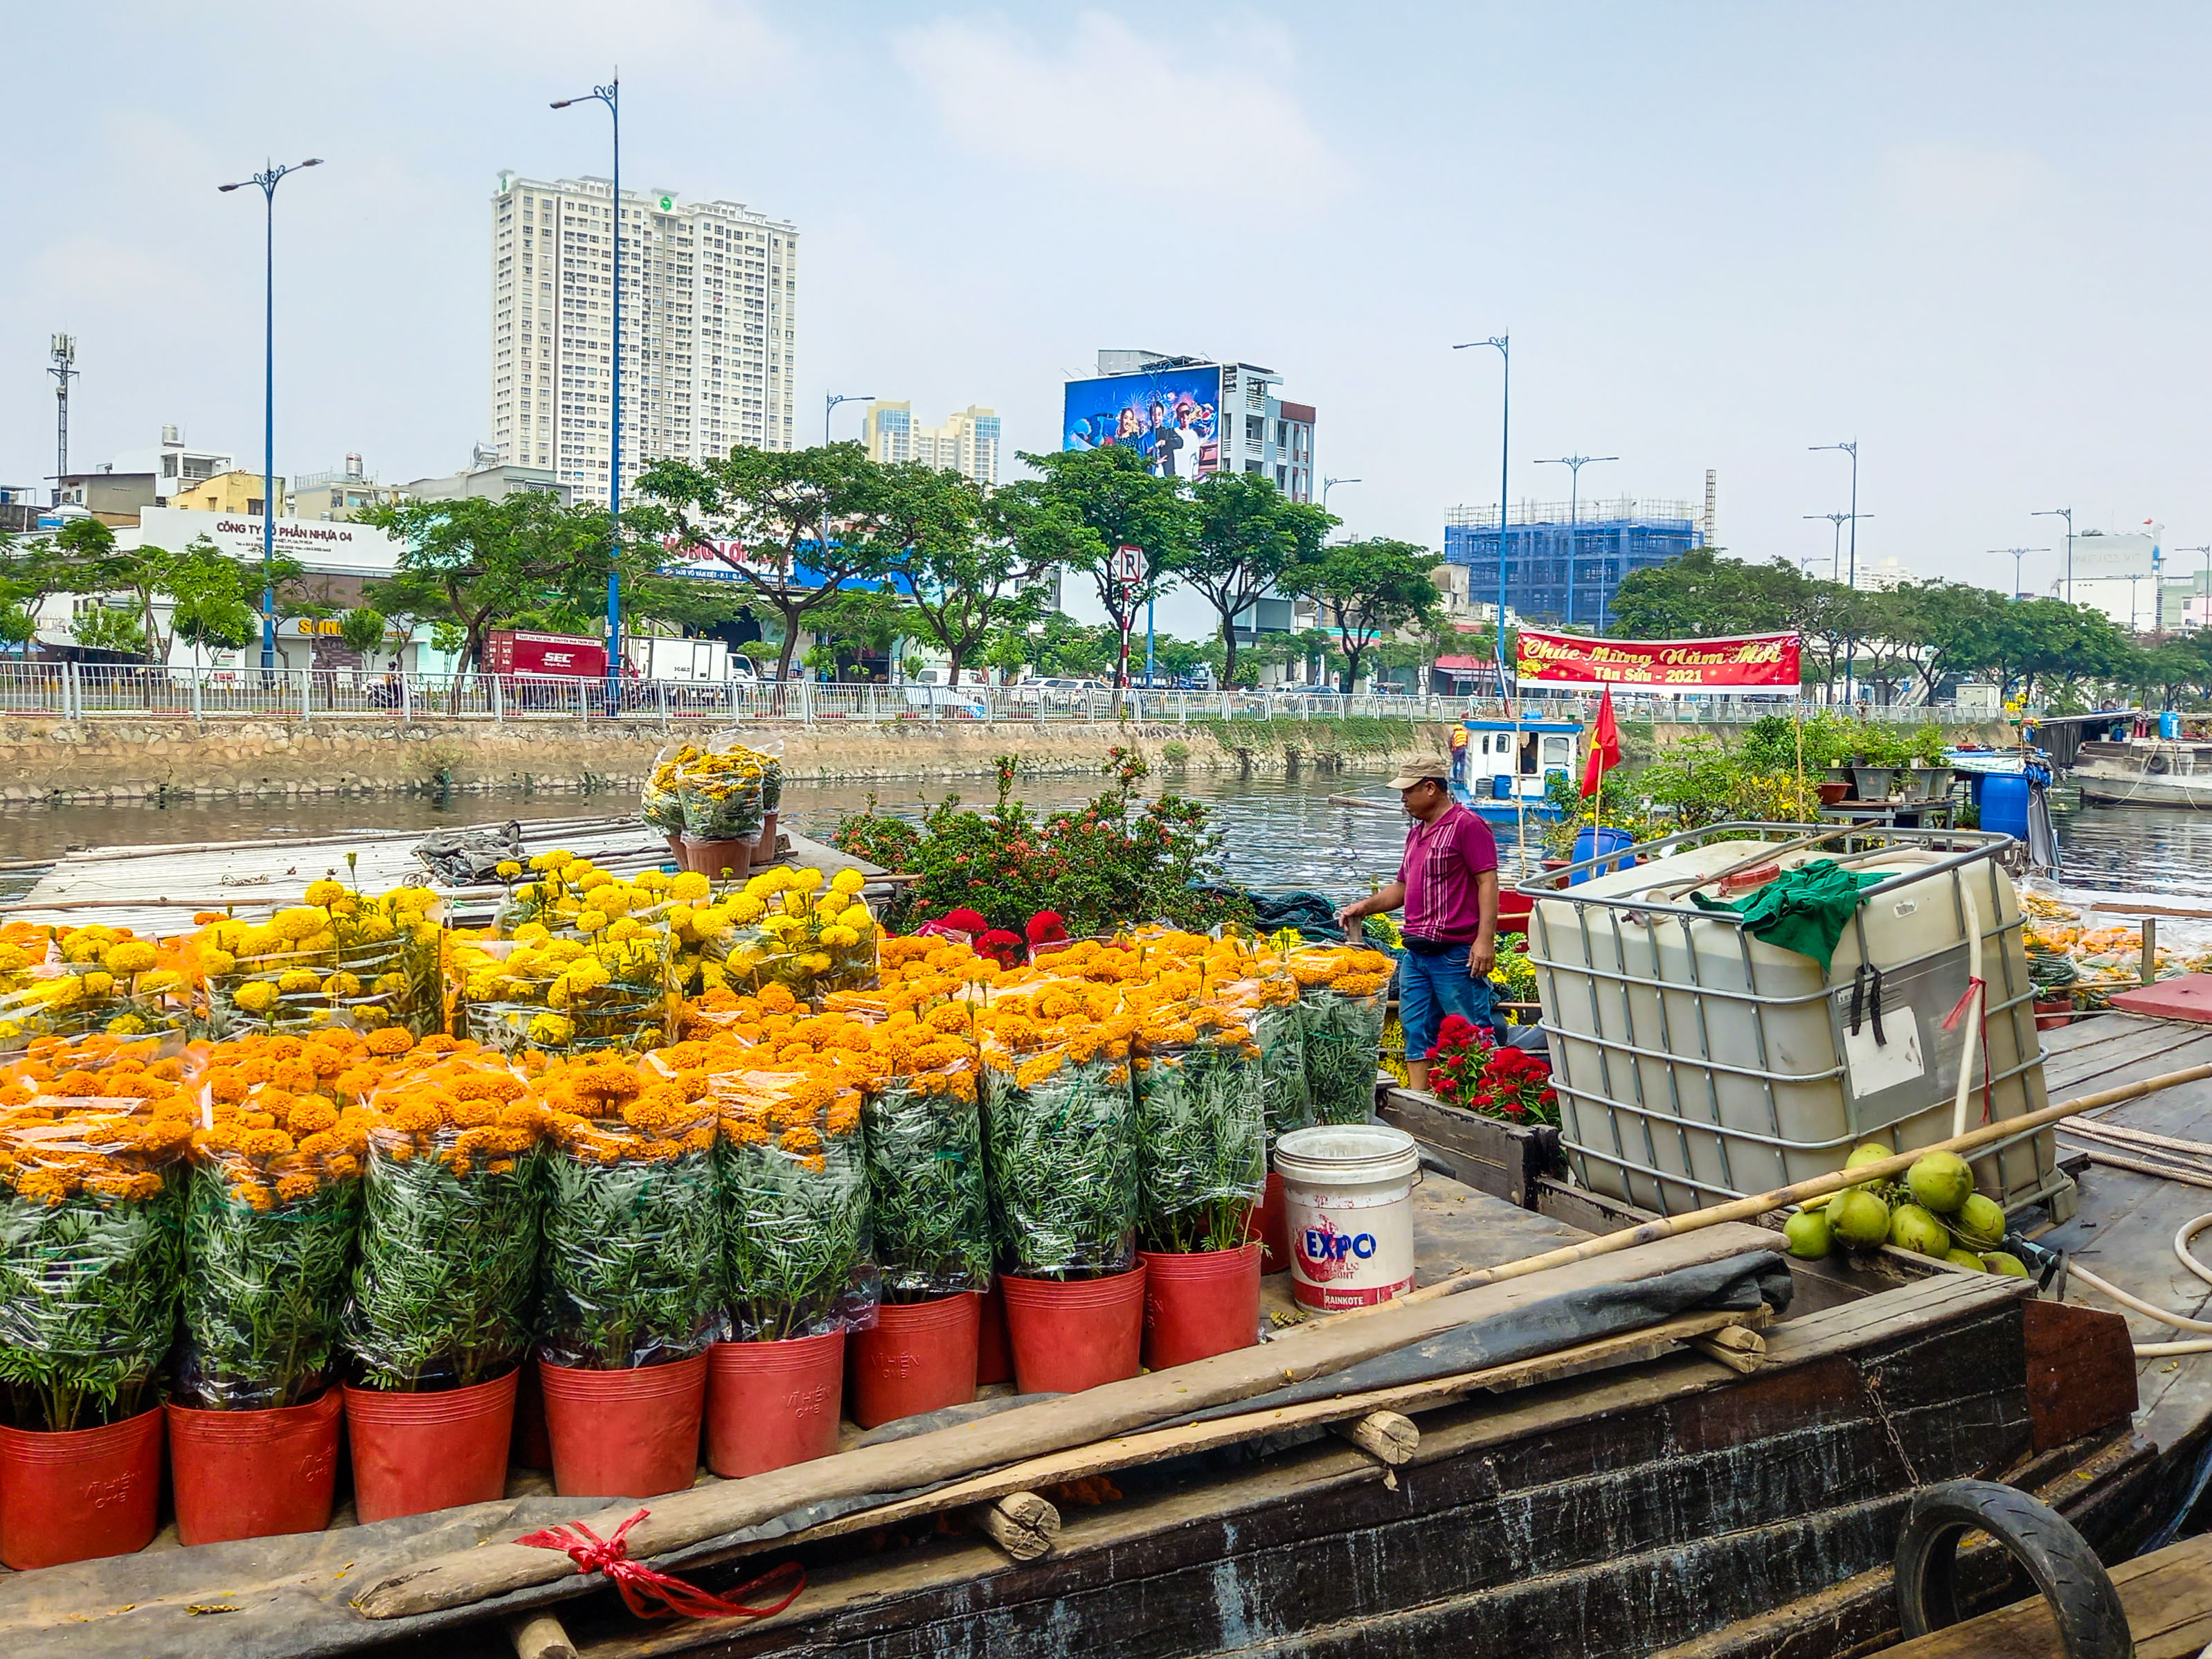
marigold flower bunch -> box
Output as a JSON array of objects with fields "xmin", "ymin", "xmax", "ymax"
[
  {"xmin": 449, "ymin": 920, "xmax": 674, "ymax": 1057},
  {"xmin": 0, "ymin": 1034, "xmax": 195, "ymax": 1208},
  {"xmin": 190, "ymin": 1029, "xmax": 384, "ymax": 1210},
  {"xmin": 1, "ymin": 924, "xmax": 195, "ymax": 1043},
  {"xmin": 701, "ymin": 863, "xmax": 879, "ymax": 1005},
  {"xmin": 1287, "ymin": 945, "xmax": 1397, "ymax": 1127},
  {"xmin": 673, "ymin": 739, "xmax": 783, "ymax": 843},
  {"xmin": 357, "ymin": 1043, "xmax": 548, "ymax": 1178},
  {"xmin": 193, "ymin": 877, "xmax": 442, "ymax": 1037}
]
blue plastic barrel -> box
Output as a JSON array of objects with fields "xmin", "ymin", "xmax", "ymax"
[
  {"xmin": 2160, "ymin": 710, "xmax": 2182, "ymax": 739},
  {"xmin": 1981, "ymin": 773, "xmax": 2031, "ymax": 842},
  {"xmin": 1570, "ymin": 826, "xmax": 1635, "ymax": 884},
  {"xmin": 1491, "ymin": 773, "xmax": 1514, "ymax": 800}
]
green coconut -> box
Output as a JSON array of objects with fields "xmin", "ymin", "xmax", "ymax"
[
  {"xmin": 1983, "ymin": 1251, "xmax": 2031, "ymax": 1278},
  {"xmin": 1905, "ymin": 1151, "xmax": 1975, "ymax": 1215},
  {"xmin": 1951, "ymin": 1192, "xmax": 2006, "ymax": 1249},
  {"xmin": 1890, "ymin": 1202, "xmax": 1952, "ymax": 1257},
  {"xmin": 1783, "ymin": 1209, "xmax": 1833, "ymax": 1259},
  {"xmin": 1842, "ymin": 1143, "xmax": 1894, "ymax": 1185},
  {"xmin": 1832, "ymin": 1189, "xmax": 1892, "ymax": 1249},
  {"xmin": 1945, "ymin": 1247, "xmax": 1988, "ymax": 1271}
]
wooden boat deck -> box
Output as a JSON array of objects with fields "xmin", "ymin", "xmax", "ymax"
[{"xmin": 1881, "ymin": 1530, "xmax": 2212, "ymax": 1656}]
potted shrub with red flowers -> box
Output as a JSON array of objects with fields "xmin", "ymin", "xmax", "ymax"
[{"xmin": 1421, "ymin": 1017, "xmax": 1565, "ymax": 1202}]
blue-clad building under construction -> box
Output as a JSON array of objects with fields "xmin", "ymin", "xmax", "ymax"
[{"xmin": 1443, "ymin": 497, "xmax": 1702, "ymax": 631}]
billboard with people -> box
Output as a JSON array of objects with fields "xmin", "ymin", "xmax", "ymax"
[{"xmin": 1062, "ymin": 365, "xmax": 1222, "ymax": 481}]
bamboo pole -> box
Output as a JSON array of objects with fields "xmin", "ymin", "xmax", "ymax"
[{"xmin": 1375, "ymin": 1061, "xmax": 2212, "ymax": 1313}]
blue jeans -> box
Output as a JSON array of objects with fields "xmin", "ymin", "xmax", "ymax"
[{"xmin": 1398, "ymin": 943, "xmax": 1495, "ymax": 1061}]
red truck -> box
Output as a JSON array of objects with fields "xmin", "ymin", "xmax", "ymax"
[{"xmin": 483, "ymin": 629, "xmax": 608, "ymax": 678}]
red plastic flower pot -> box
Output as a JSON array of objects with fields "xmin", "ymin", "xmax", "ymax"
[
  {"xmin": 0, "ymin": 1407, "xmax": 164, "ymax": 1571},
  {"xmin": 168, "ymin": 1388, "xmax": 343, "ymax": 1547},
  {"xmin": 998, "ymin": 1264, "xmax": 1147, "ymax": 1395},
  {"xmin": 705, "ymin": 1331, "xmax": 845, "ymax": 1479},
  {"xmin": 1252, "ymin": 1170, "xmax": 1293, "ymax": 1274},
  {"xmin": 1140, "ymin": 1242, "xmax": 1263, "ymax": 1371},
  {"xmin": 344, "ymin": 1368, "xmax": 519, "ymax": 1524},
  {"xmin": 2035, "ymin": 998, "xmax": 2073, "ymax": 1030},
  {"xmin": 510, "ymin": 1357, "xmax": 553, "ymax": 1472},
  {"xmin": 975, "ymin": 1282, "xmax": 1013, "ymax": 1386},
  {"xmin": 539, "ymin": 1353, "xmax": 708, "ymax": 1499},
  {"xmin": 848, "ymin": 1293, "xmax": 980, "ymax": 1429}
]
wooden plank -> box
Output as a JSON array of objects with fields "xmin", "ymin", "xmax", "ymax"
[
  {"xmin": 1878, "ymin": 1530, "xmax": 2212, "ymax": 1658},
  {"xmin": 967, "ymin": 1493, "xmax": 1059, "ymax": 1561},
  {"xmin": 1378, "ymin": 1086, "xmax": 1560, "ymax": 1208},
  {"xmin": 2020, "ymin": 1298, "xmax": 2139, "ymax": 1452}
]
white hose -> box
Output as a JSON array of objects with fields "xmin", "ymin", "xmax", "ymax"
[
  {"xmin": 1951, "ymin": 882, "xmax": 1984, "ymax": 1140},
  {"xmin": 2066, "ymin": 1212, "xmax": 2212, "ymax": 1354}
]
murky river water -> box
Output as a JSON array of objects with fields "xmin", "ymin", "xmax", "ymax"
[{"xmin": 0, "ymin": 774, "xmax": 2199, "ymax": 908}]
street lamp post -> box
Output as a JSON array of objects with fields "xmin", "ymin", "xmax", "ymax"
[
  {"xmin": 1534, "ymin": 454, "xmax": 1617, "ymax": 629},
  {"xmin": 219, "ymin": 156, "xmax": 323, "ymax": 674},
  {"xmin": 1454, "ymin": 337, "xmax": 1511, "ymax": 684},
  {"xmin": 1320, "ymin": 476, "xmax": 1360, "ymax": 519},
  {"xmin": 825, "ymin": 393, "xmax": 874, "ymax": 447},
  {"xmin": 1988, "ymin": 547, "xmax": 2048, "ymax": 599},
  {"xmin": 1810, "ymin": 442, "xmax": 1860, "ymax": 703},
  {"xmin": 2177, "ymin": 546, "xmax": 2212, "ymax": 630},
  {"xmin": 551, "ymin": 75, "xmax": 624, "ymax": 714},
  {"xmin": 2032, "ymin": 508, "xmax": 2076, "ymax": 604}
]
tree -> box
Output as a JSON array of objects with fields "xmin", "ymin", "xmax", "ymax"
[
  {"xmin": 1180, "ymin": 472, "xmax": 1335, "ymax": 685},
  {"xmin": 635, "ymin": 443, "xmax": 908, "ymax": 686},
  {"xmin": 358, "ymin": 493, "xmax": 635, "ymax": 673},
  {"xmin": 1283, "ymin": 538, "xmax": 1441, "ymax": 692},
  {"xmin": 1002, "ymin": 446, "xmax": 1192, "ymax": 684},
  {"xmin": 338, "ymin": 607, "xmax": 390, "ymax": 661},
  {"xmin": 1880, "ymin": 581, "xmax": 2006, "ymax": 703},
  {"xmin": 166, "ymin": 540, "xmax": 258, "ymax": 665},
  {"xmin": 1610, "ymin": 549, "xmax": 1805, "ymax": 638},
  {"xmin": 881, "ymin": 465, "xmax": 1046, "ymax": 687}
]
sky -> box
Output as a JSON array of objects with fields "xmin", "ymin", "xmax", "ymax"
[{"xmin": 3, "ymin": 2, "xmax": 2209, "ymax": 622}]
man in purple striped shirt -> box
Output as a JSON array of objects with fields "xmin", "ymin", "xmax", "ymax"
[{"xmin": 1337, "ymin": 759, "xmax": 1498, "ymax": 1093}]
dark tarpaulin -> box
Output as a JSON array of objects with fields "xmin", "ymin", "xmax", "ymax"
[{"xmin": 1, "ymin": 1253, "xmax": 1788, "ymax": 1659}]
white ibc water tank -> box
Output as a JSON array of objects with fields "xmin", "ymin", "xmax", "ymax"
[{"xmin": 1526, "ymin": 832, "xmax": 2060, "ymax": 1217}]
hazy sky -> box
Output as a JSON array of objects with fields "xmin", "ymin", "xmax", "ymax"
[{"xmin": 4, "ymin": 3, "xmax": 2207, "ymax": 607}]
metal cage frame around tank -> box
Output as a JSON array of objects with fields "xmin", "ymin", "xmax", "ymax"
[{"xmin": 1517, "ymin": 822, "xmax": 2061, "ymax": 1218}]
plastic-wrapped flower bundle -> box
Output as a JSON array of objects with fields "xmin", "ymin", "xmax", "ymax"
[
  {"xmin": 1230, "ymin": 962, "xmax": 1312, "ymax": 1147},
  {"xmin": 640, "ymin": 742, "xmax": 698, "ymax": 837},
  {"xmin": 29, "ymin": 926, "xmax": 194, "ymax": 1041},
  {"xmin": 676, "ymin": 737, "xmax": 784, "ymax": 843},
  {"xmin": 449, "ymin": 923, "xmax": 674, "ymax": 1057},
  {"xmin": 495, "ymin": 850, "xmax": 675, "ymax": 940},
  {"xmin": 0, "ymin": 1037, "xmax": 192, "ymax": 1431},
  {"xmin": 533, "ymin": 1055, "xmax": 723, "ymax": 1369},
  {"xmin": 1130, "ymin": 987, "xmax": 1266, "ymax": 1253},
  {"xmin": 345, "ymin": 1044, "xmax": 547, "ymax": 1390},
  {"xmin": 712, "ymin": 865, "xmax": 881, "ymax": 1007},
  {"xmin": 194, "ymin": 879, "xmax": 442, "ymax": 1038},
  {"xmin": 862, "ymin": 1002, "xmax": 992, "ymax": 1300},
  {"xmin": 711, "ymin": 1059, "xmax": 876, "ymax": 1341},
  {"xmin": 977, "ymin": 960, "xmax": 1140, "ymax": 1280},
  {"xmin": 1287, "ymin": 946, "xmax": 1396, "ymax": 1127},
  {"xmin": 176, "ymin": 1030, "xmax": 375, "ymax": 1408}
]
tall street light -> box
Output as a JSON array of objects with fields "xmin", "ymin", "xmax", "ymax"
[
  {"xmin": 2033, "ymin": 507, "xmax": 2076, "ymax": 604},
  {"xmin": 1320, "ymin": 476, "xmax": 1360, "ymax": 515},
  {"xmin": 552, "ymin": 74, "xmax": 623, "ymax": 713},
  {"xmin": 825, "ymin": 393, "xmax": 874, "ymax": 447},
  {"xmin": 1810, "ymin": 442, "xmax": 1860, "ymax": 703},
  {"xmin": 1534, "ymin": 454, "xmax": 1616, "ymax": 629},
  {"xmin": 219, "ymin": 156, "xmax": 323, "ymax": 673},
  {"xmin": 1454, "ymin": 337, "xmax": 1510, "ymax": 682},
  {"xmin": 2177, "ymin": 546, "xmax": 2212, "ymax": 630},
  {"xmin": 1989, "ymin": 547, "xmax": 2047, "ymax": 598}
]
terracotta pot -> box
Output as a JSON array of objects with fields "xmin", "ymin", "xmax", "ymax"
[
  {"xmin": 1817, "ymin": 780, "xmax": 1852, "ymax": 805},
  {"xmin": 344, "ymin": 1368, "xmax": 519, "ymax": 1523},
  {"xmin": 682, "ymin": 836, "xmax": 756, "ymax": 881},
  {"xmin": 749, "ymin": 811, "xmax": 780, "ymax": 870},
  {"xmin": 0, "ymin": 1407, "xmax": 164, "ymax": 1570},
  {"xmin": 998, "ymin": 1265, "xmax": 1147, "ymax": 1395},
  {"xmin": 975, "ymin": 1282, "xmax": 1013, "ymax": 1386},
  {"xmin": 168, "ymin": 1388, "xmax": 343, "ymax": 1546},
  {"xmin": 2035, "ymin": 997, "xmax": 2074, "ymax": 1031},
  {"xmin": 539, "ymin": 1354, "xmax": 708, "ymax": 1499},
  {"xmin": 510, "ymin": 1356, "xmax": 552, "ymax": 1471},
  {"xmin": 705, "ymin": 1332, "xmax": 845, "ymax": 1479},
  {"xmin": 1140, "ymin": 1244, "xmax": 1264, "ymax": 1370},
  {"xmin": 848, "ymin": 1293, "xmax": 980, "ymax": 1428},
  {"xmin": 1252, "ymin": 1169, "xmax": 1293, "ymax": 1274},
  {"xmin": 665, "ymin": 834, "xmax": 685, "ymax": 865}
]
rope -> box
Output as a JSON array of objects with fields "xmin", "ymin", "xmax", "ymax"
[
  {"xmin": 2065, "ymin": 1213, "xmax": 2212, "ymax": 1356},
  {"xmin": 515, "ymin": 1509, "xmax": 806, "ymax": 1624}
]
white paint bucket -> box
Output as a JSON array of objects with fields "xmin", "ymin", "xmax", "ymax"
[{"xmin": 1273, "ymin": 1124, "xmax": 1422, "ymax": 1311}]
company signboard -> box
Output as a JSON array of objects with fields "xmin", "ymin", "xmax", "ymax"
[
  {"xmin": 2069, "ymin": 528, "xmax": 2161, "ymax": 579},
  {"xmin": 1063, "ymin": 365, "xmax": 1222, "ymax": 481},
  {"xmin": 136, "ymin": 505, "xmax": 402, "ymax": 575},
  {"xmin": 1516, "ymin": 627, "xmax": 1801, "ymax": 692}
]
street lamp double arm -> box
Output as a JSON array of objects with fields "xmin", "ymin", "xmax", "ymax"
[
  {"xmin": 552, "ymin": 76, "xmax": 624, "ymax": 711},
  {"xmin": 1454, "ymin": 337, "xmax": 1511, "ymax": 681},
  {"xmin": 1810, "ymin": 442, "xmax": 1860, "ymax": 704},
  {"xmin": 2032, "ymin": 508, "xmax": 2076, "ymax": 604},
  {"xmin": 219, "ymin": 156, "xmax": 323, "ymax": 674},
  {"xmin": 825, "ymin": 393, "xmax": 875, "ymax": 447},
  {"xmin": 1534, "ymin": 454, "xmax": 1617, "ymax": 629}
]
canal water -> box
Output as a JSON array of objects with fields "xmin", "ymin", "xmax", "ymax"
[{"xmin": 0, "ymin": 776, "xmax": 2200, "ymax": 907}]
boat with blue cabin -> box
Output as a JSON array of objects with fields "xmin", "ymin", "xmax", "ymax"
[{"xmin": 1449, "ymin": 717, "xmax": 1581, "ymax": 824}]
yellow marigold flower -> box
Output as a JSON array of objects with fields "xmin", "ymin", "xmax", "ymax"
[
  {"xmin": 495, "ymin": 861, "xmax": 522, "ymax": 879},
  {"xmin": 575, "ymin": 909, "xmax": 609, "ymax": 934},
  {"xmin": 323, "ymin": 971, "xmax": 363, "ymax": 998},
  {"xmin": 304, "ymin": 879, "xmax": 347, "ymax": 908},
  {"xmin": 529, "ymin": 1013, "xmax": 575, "ymax": 1045},
  {"xmin": 80, "ymin": 971, "xmax": 115, "ymax": 997},
  {"xmin": 105, "ymin": 941, "xmax": 159, "ymax": 975},
  {"xmin": 277, "ymin": 967, "xmax": 321, "ymax": 995},
  {"xmin": 830, "ymin": 867, "xmax": 866, "ymax": 895},
  {"xmin": 233, "ymin": 981, "xmax": 279, "ymax": 1014}
]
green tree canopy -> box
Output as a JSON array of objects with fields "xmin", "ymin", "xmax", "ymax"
[
  {"xmin": 1002, "ymin": 446, "xmax": 1192, "ymax": 674},
  {"xmin": 1180, "ymin": 472, "xmax": 1335, "ymax": 684},
  {"xmin": 879, "ymin": 465, "xmax": 1046, "ymax": 686},
  {"xmin": 1283, "ymin": 537, "xmax": 1441, "ymax": 692}
]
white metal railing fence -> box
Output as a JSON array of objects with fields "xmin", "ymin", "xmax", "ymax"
[{"xmin": 0, "ymin": 661, "xmax": 2012, "ymax": 728}]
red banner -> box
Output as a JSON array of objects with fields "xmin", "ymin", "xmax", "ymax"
[{"xmin": 1515, "ymin": 628, "xmax": 1801, "ymax": 692}]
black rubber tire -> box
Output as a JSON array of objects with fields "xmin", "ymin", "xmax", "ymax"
[{"xmin": 1893, "ymin": 1479, "xmax": 2132, "ymax": 1657}]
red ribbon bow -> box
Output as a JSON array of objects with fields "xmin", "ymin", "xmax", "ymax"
[{"xmin": 516, "ymin": 1508, "xmax": 805, "ymax": 1624}]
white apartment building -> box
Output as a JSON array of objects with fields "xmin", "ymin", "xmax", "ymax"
[
  {"xmin": 861, "ymin": 402, "xmax": 1003, "ymax": 487},
  {"xmin": 489, "ymin": 172, "xmax": 798, "ymax": 505}
]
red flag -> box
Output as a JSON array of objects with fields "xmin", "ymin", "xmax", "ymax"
[{"xmin": 1580, "ymin": 685, "xmax": 1622, "ymax": 798}]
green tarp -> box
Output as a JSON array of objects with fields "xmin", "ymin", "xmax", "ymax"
[{"xmin": 1690, "ymin": 858, "xmax": 1885, "ymax": 972}]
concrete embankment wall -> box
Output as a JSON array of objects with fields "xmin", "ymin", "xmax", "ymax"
[{"xmin": 0, "ymin": 716, "xmax": 1457, "ymax": 804}]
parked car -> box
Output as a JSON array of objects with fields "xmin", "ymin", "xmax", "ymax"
[{"xmin": 902, "ymin": 684, "xmax": 987, "ymax": 719}]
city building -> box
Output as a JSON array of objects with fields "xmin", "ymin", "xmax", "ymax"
[
  {"xmin": 172, "ymin": 468, "xmax": 285, "ymax": 517},
  {"xmin": 109, "ymin": 427, "xmax": 236, "ymax": 506},
  {"xmin": 2058, "ymin": 526, "xmax": 2166, "ymax": 631},
  {"xmin": 862, "ymin": 402, "xmax": 1003, "ymax": 487},
  {"xmin": 1064, "ymin": 352, "xmax": 1314, "ymax": 501},
  {"xmin": 293, "ymin": 456, "xmax": 402, "ymax": 522},
  {"xmin": 0, "ymin": 486, "xmax": 39, "ymax": 535},
  {"xmin": 1443, "ymin": 496, "xmax": 1702, "ymax": 631},
  {"xmin": 488, "ymin": 171, "xmax": 799, "ymax": 506},
  {"xmin": 52, "ymin": 469, "xmax": 158, "ymax": 525}
]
